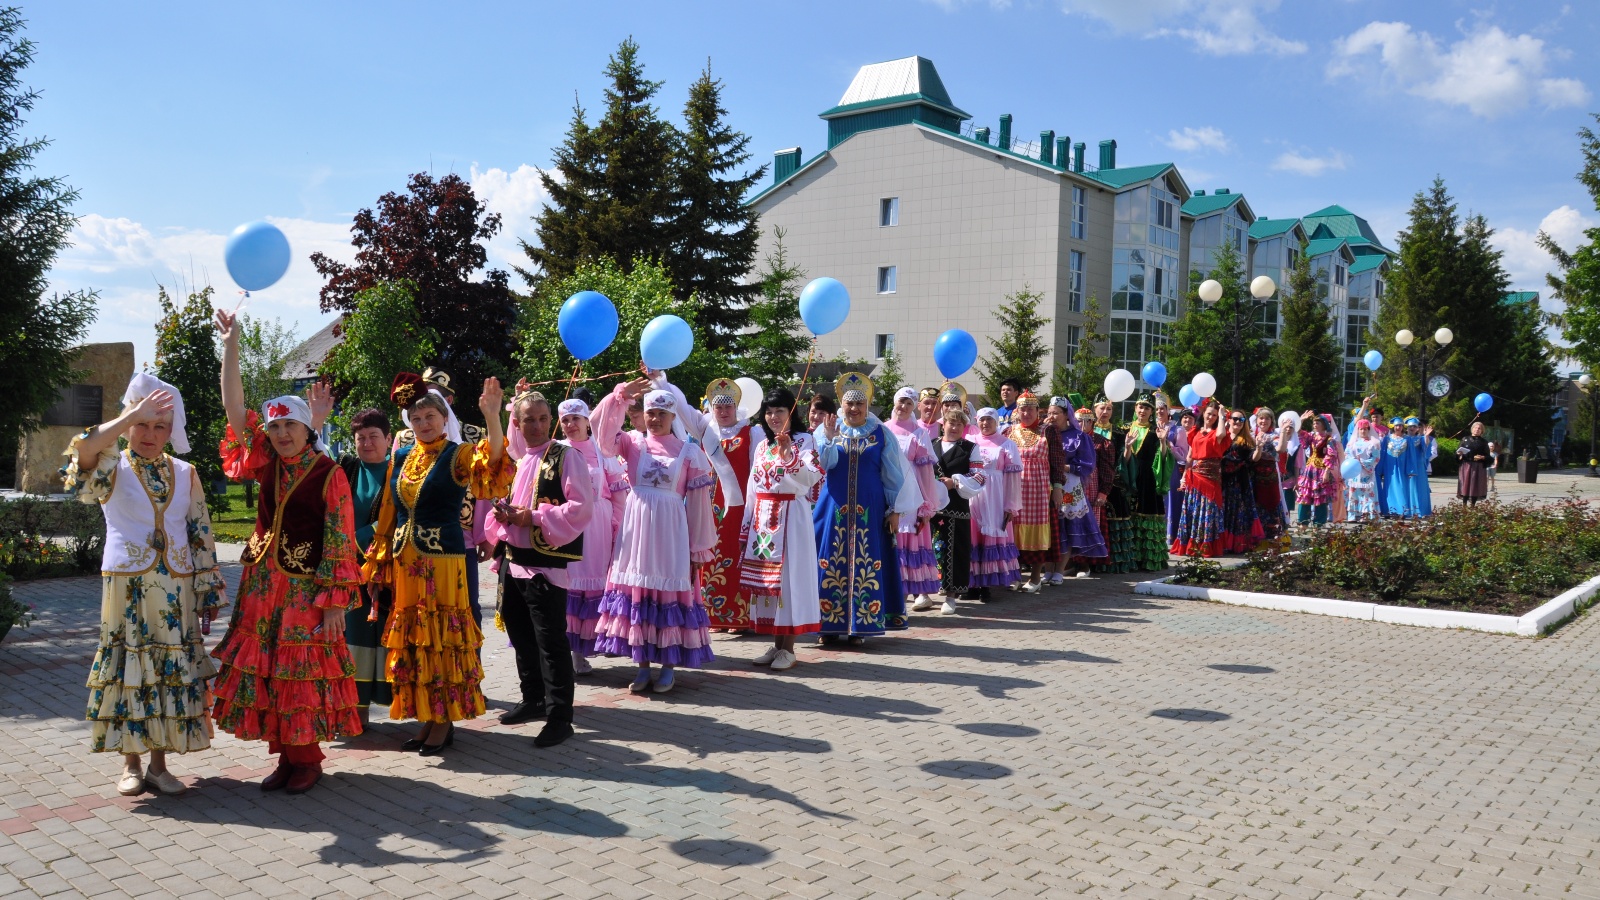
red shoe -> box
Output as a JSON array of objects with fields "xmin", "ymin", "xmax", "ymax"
[
  {"xmin": 261, "ymin": 760, "xmax": 295, "ymax": 792},
  {"xmin": 285, "ymin": 763, "xmax": 322, "ymax": 794}
]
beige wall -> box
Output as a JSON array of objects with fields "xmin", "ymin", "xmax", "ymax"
[
  {"xmin": 753, "ymin": 124, "xmax": 1106, "ymax": 397},
  {"xmin": 14, "ymin": 342, "xmax": 135, "ymax": 494}
]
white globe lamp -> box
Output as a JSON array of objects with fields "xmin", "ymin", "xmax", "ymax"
[{"xmin": 1197, "ymin": 279, "xmax": 1223, "ymax": 303}]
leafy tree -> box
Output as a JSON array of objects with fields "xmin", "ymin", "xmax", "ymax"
[
  {"xmin": 1268, "ymin": 243, "xmax": 1343, "ymax": 415},
  {"xmin": 1066, "ymin": 292, "xmax": 1110, "ymax": 399},
  {"xmin": 741, "ymin": 228, "xmax": 810, "ymax": 393},
  {"xmin": 311, "ymin": 171, "xmax": 514, "ymax": 424},
  {"xmin": 1543, "ymin": 115, "xmax": 1600, "ymax": 392},
  {"xmin": 513, "ymin": 256, "xmax": 727, "ymax": 402},
  {"xmin": 1370, "ymin": 179, "xmax": 1459, "ymax": 424},
  {"xmin": 153, "ymin": 286, "xmax": 226, "ymax": 509},
  {"xmin": 976, "ymin": 286, "xmax": 1050, "ymax": 399},
  {"xmin": 1166, "ymin": 240, "xmax": 1268, "ymax": 409},
  {"xmin": 670, "ymin": 60, "xmax": 766, "ymax": 350},
  {"xmin": 526, "ymin": 38, "xmax": 677, "ymax": 289},
  {"xmin": 237, "ymin": 314, "xmax": 299, "ymax": 411},
  {"xmin": 0, "ymin": 8, "xmax": 95, "ymax": 451},
  {"xmin": 872, "ymin": 343, "xmax": 906, "ymax": 417},
  {"xmin": 321, "ymin": 280, "xmax": 437, "ymax": 440}
]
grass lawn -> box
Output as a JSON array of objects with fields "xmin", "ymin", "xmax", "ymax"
[{"xmin": 211, "ymin": 483, "xmax": 258, "ymax": 544}]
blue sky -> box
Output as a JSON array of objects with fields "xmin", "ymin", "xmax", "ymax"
[{"xmin": 28, "ymin": 0, "xmax": 1600, "ymax": 369}]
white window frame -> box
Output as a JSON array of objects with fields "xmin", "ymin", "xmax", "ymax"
[
  {"xmin": 1071, "ymin": 186, "xmax": 1087, "ymax": 239},
  {"xmin": 874, "ymin": 333, "xmax": 895, "ymax": 360},
  {"xmin": 880, "ymin": 197, "xmax": 899, "ymax": 227},
  {"xmin": 877, "ymin": 265, "xmax": 897, "ymax": 294}
]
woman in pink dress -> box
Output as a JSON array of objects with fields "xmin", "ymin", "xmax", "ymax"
[
  {"xmin": 555, "ymin": 397, "xmax": 629, "ymax": 675},
  {"xmin": 968, "ymin": 408, "xmax": 1022, "ymax": 599},
  {"xmin": 591, "ymin": 377, "xmax": 719, "ymax": 694},
  {"xmin": 884, "ymin": 387, "xmax": 943, "ymax": 611}
]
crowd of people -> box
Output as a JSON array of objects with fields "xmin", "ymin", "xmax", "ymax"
[{"xmin": 61, "ymin": 324, "xmax": 1498, "ymax": 797}]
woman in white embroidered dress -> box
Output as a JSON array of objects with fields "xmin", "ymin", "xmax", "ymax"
[
  {"xmin": 62, "ymin": 374, "xmax": 223, "ymax": 796},
  {"xmin": 740, "ymin": 387, "xmax": 824, "ymax": 671}
]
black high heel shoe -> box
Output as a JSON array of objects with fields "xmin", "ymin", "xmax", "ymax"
[
  {"xmin": 400, "ymin": 731, "xmax": 427, "ymax": 752},
  {"xmin": 418, "ymin": 722, "xmax": 455, "ymax": 757}
]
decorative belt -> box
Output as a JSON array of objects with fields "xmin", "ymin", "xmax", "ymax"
[
  {"xmin": 756, "ymin": 492, "xmax": 796, "ymax": 502},
  {"xmin": 1191, "ymin": 459, "xmax": 1221, "ymax": 479}
]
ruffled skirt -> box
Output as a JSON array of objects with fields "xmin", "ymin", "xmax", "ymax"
[
  {"xmin": 1170, "ymin": 490, "xmax": 1226, "ymax": 559},
  {"xmin": 381, "ymin": 548, "xmax": 485, "ymax": 724},
  {"xmin": 970, "ymin": 527, "xmax": 1020, "ymax": 587},
  {"xmin": 593, "ymin": 488, "xmax": 713, "ymax": 665},
  {"xmin": 897, "ymin": 530, "xmax": 941, "ymax": 595}
]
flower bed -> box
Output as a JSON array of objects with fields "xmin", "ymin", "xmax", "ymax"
[{"xmin": 1165, "ymin": 497, "xmax": 1600, "ymax": 617}]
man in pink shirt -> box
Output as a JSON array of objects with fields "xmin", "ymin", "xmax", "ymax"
[{"xmin": 487, "ymin": 391, "xmax": 594, "ymax": 748}]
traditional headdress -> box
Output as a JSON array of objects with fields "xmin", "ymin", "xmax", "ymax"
[
  {"xmin": 976, "ymin": 407, "xmax": 999, "ymax": 422},
  {"xmin": 918, "ymin": 387, "xmax": 941, "ymax": 402},
  {"xmin": 557, "ymin": 398, "xmax": 590, "ymax": 419},
  {"xmin": 1389, "ymin": 416, "xmax": 1403, "ymax": 427},
  {"xmin": 893, "ymin": 386, "xmax": 918, "ymax": 404},
  {"xmin": 261, "ymin": 394, "xmax": 327, "ymax": 454},
  {"xmin": 1134, "ymin": 393, "xmax": 1155, "ymax": 408},
  {"xmin": 390, "ymin": 372, "xmax": 426, "ymax": 409},
  {"xmin": 122, "ymin": 372, "xmax": 189, "ymax": 454},
  {"xmin": 835, "ymin": 371, "xmax": 874, "ymax": 406},
  {"xmin": 1017, "ymin": 390, "xmax": 1041, "ymax": 408},
  {"xmin": 644, "ymin": 389, "xmax": 677, "ymax": 412},
  {"xmin": 1049, "ymin": 395, "xmax": 1072, "ymax": 411},
  {"xmin": 704, "ymin": 377, "xmax": 741, "ymax": 409},
  {"xmin": 1153, "ymin": 390, "xmax": 1170, "ymax": 410},
  {"xmin": 1404, "ymin": 416, "xmax": 1421, "ymax": 426},
  {"xmin": 393, "ymin": 372, "xmax": 462, "ymax": 443},
  {"xmin": 939, "ymin": 380, "xmax": 968, "ymax": 405},
  {"xmin": 421, "ymin": 366, "xmax": 455, "ymax": 399}
]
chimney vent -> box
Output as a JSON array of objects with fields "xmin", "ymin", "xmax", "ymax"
[
  {"xmin": 1073, "ymin": 142, "xmax": 1085, "ymax": 172},
  {"xmin": 774, "ymin": 148, "xmax": 802, "ymax": 183},
  {"xmin": 1098, "ymin": 139, "xmax": 1117, "ymax": 170},
  {"xmin": 1039, "ymin": 130, "xmax": 1055, "ymax": 164},
  {"xmin": 998, "ymin": 114, "xmax": 1012, "ymax": 151},
  {"xmin": 975, "ymin": 126, "xmax": 990, "ymax": 144}
]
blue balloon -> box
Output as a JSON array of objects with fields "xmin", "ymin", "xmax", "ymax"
[
  {"xmin": 799, "ymin": 277, "xmax": 851, "ymax": 336},
  {"xmin": 1474, "ymin": 392, "xmax": 1494, "ymax": 413},
  {"xmin": 1178, "ymin": 384, "xmax": 1201, "ymax": 408},
  {"xmin": 224, "ymin": 221, "xmax": 291, "ymax": 291},
  {"xmin": 1364, "ymin": 349, "xmax": 1384, "ymax": 372},
  {"xmin": 933, "ymin": 329, "xmax": 978, "ymax": 379},
  {"xmin": 558, "ymin": 291, "xmax": 619, "ymax": 361},
  {"xmin": 640, "ymin": 315, "xmax": 694, "ymax": 371},
  {"xmin": 1141, "ymin": 361, "xmax": 1167, "ymax": 388},
  {"xmin": 1340, "ymin": 457, "xmax": 1362, "ymax": 481}
]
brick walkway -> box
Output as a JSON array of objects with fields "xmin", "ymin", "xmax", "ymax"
[{"xmin": 3, "ymin": 482, "xmax": 1599, "ymax": 898}]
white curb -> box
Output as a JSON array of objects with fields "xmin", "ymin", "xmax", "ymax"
[{"xmin": 1134, "ymin": 571, "xmax": 1600, "ymax": 637}]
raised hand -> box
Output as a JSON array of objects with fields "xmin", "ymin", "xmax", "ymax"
[
  {"xmin": 127, "ymin": 389, "xmax": 175, "ymax": 425},
  {"xmin": 478, "ymin": 377, "xmax": 504, "ymax": 419},
  {"xmin": 306, "ymin": 379, "xmax": 334, "ymax": 423},
  {"xmin": 213, "ymin": 309, "xmax": 238, "ymax": 344},
  {"xmin": 621, "ymin": 377, "xmax": 651, "ymax": 401}
]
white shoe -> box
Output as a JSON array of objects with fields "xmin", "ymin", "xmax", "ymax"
[
  {"xmin": 1075, "ymin": 571, "xmax": 1090, "ymax": 579},
  {"xmin": 1048, "ymin": 573, "xmax": 1065, "ymax": 585},
  {"xmin": 116, "ymin": 771, "xmax": 144, "ymax": 796},
  {"xmin": 752, "ymin": 646, "xmax": 780, "ymax": 666},
  {"xmin": 941, "ymin": 599, "xmax": 958, "ymax": 614},
  {"xmin": 911, "ymin": 595, "xmax": 936, "ymax": 611},
  {"xmin": 770, "ymin": 650, "xmax": 796, "ymax": 671},
  {"xmin": 144, "ymin": 770, "xmax": 187, "ymax": 795},
  {"xmin": 572, "ymin": 652, "xmax": 593, "ymax": 675},
  {"xmin": 1020, "ymin": 580, "xmax": 1041, "ymax": 594}
]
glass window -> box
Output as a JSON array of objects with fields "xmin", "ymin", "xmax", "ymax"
[
  {"xmin": 1071, "ymin": 187, "xmax": 1086, "ymax": 240},
  {"xmin": 874, "ymin": 333, "xmax": 895, "ymax": 359},
  {"xmin": 1335, "ymin": 265, "xmax": 1347, "ymax": 287},
  {"xmin": 1345, "ymin": 313, "xmax": 1369, "ymax": 359},
  {"xmin": 877, "ymin": 265, "xmax": 897, "ymax": 294},
  {"xmin": 1062, "ymin": 324, "xmax": 1081, "ymax": 366},
  {"xmin": 1068, "ymin": 250, "xmax": 1085, "ymax": 313},
  {"xmin": 1287, "ymin": 247, "xmax": 1300, "ymax": 269},
  {"xmin": 880, "ymin": 198, "xmax": 899, "ymax": 227}
]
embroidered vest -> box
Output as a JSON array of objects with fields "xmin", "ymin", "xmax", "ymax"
[
  {"xmin": 935, "ymin": 441, "xmax": 976, "ymax": 515},
  {"xmin": 241, "ymin": 452, "xmax": 334, "ymax": 579},
  {"xmin": 100, "ymin": 452, "xmax": 196, "ymax": 576},
  {"xmin": 391, "ymin": 442, "xmax": 469, "ymax": 557},
  {"xmin": 502, "ymin": 441, "xmax": 585, "ymax": 568}
]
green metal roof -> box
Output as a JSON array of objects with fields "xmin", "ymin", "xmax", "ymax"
[
  {"xmin": 1181, "ymin": 192, "xmax": 1245, "ymax": 217},
  {"xmin": 1502, "ymin": 291, "xmax": 1539, "ymax": 305},
  {"xmin": 744, "ymin": 149, "xmax": 830, "ymax": 207},
  {"xmin": 1248, "ymin": 217, "xmax": 1302, "ymax": 240},
  {"xmin": 1301, "ymin": 204, "xmax": 1395, "ymax": 256},
  {"xmin": 1303, "ymin": 237, "xmax": 1354, "ymax": 261},
  {"xmin": 819, "ymin": 56, "xmax": 970, "ymax": 121},
  {"xmin": 1348, "ymin": 254, "xmax": 1388, "ymax": 275},
  {"xmin": 1083, "ymin": 162, "xmax": 1175, "ymax": 190}
]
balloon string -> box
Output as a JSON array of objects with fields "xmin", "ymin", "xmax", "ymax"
[
  {"xmin": 565, "ymin": 361, "xmax": 582, "ymax": 401},
  {"xmin": 516, "ymin": 368, "xmax": 634, "ymax": 388},
  {"xmin": 791, "ymin": 341, "xmax": 818, "ymax": 413}
]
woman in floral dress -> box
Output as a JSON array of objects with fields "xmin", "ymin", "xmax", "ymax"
[
  {"xmin": 1295, "ymin": 413, "xmax": 1342, "ymax": 527},
  {"xmin": 213, "ymin": 310, "xmax": 363, "ymax": 794},
  {"xmin": 63, "ymin": 374, "xmax": 223, "ymax": 796},
  {"xmin": 1218, "ymin": 411, "xmax": 1262, "ymax": 552},
  {"xmin": 1171, "ymin": 400, "xmax": 1229, "ymax": 558},
  {"xmin": 1344, "ymin": 418, "xmax": 1383, "ymax": 521}
]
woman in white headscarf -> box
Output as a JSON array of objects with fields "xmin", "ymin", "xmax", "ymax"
[
  {"xmin": 553, "ymin": 396, "xmax": 629, "ymax": 675},
  {"xmin": 61, "ymin": 373, "xmax": 224, "ymax": 796}
]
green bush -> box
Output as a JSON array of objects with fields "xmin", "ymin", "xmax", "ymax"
[
  {"xmin": 1433, "ymin": 437, "xmax": 1461, "ymax": 477},
  {"xmin": 0, "ymin": 497, "xmax": 103, "ymax": 580},
  {"xmin": 0, "ymin": 572, "xmax": 30, "ymax": 633}
]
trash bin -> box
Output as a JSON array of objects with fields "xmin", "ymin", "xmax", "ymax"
[{"xmin": 1517, "ymin": 456, "xmax": 1539, "ymax": 484}]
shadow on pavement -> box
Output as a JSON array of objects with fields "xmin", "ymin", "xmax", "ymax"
[
  {"xmin": 668, "ymin": 838, "xmax": 775, "ymax": 866},
  {"xmin": 918, "ymin": 759, "xmax": 1014, "ymax": 779}
]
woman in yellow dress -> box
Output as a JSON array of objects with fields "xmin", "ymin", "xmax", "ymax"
[{"xmin": 362, "ymin": 372, "xmax": 513, "ymax": 754}]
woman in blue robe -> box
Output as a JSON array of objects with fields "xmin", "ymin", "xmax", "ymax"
[
  {"xmin": 813, "ymin": 373, "xmax": 921, "ymax": 645},
  {"xmin": 1382, "ymin": 417, "xmax": 1433, "ymax": 518}
]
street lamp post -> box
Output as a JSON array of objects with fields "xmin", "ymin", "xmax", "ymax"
[
  {"xmin": 1198, "ymin": 274, "xmax": 1276, "ymax": 409},
  {"xmin": 1581, "ymin": 374, "xmax": 1598, "ymax": 478},
  {"xmin": 1394, "ymin": 326, "xmax": 1454, "ymax": 421}
]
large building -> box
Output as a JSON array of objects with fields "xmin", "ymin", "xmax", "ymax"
[{"xmin": 749, "ymin": 56, "xmax": 1393, "ymax": 401}]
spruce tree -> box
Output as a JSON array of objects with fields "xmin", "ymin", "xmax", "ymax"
[
  {"xmin": 976, "ymin": 286, "xmax": 1050, "ymax": 398},
  {"xmin": 0, "ymin": 9, "xmax": 95, "ymax": 450},
  {"xmin": 1166, "ymin": 241, "xmax": 1268, "ymax": 408},
  {"xmin": 873, "ymin": 343, "xmax": 906, "ymax": 417},
  {"xmin": 741, "ymin": 228, "xmax": 810, "ymax": 392},
  {"xmin": 1371, "ymin": 179, "xmax": 1460, "ymax": 423},
  {"xmin": 526, "ymin": 38, "xmax": 677, "ymax": 286},
  {"xmin": 1067, "ymin": 292, "xmax": 1110, "ymax": 399},
  {"xmin": 1268, "ymin": 243, "xmax": 1343, "ymax": 415},
  {"xmin": 671, "ymin": 61, "xmax": 766, "ymax": 351}
]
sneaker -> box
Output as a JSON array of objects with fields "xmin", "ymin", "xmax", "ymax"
[
  {"xmin": 941, "ymin": 599, "xmax": 958, "ymax": 614},
  {"xmin": 652, "ymin": 667, "xmax": 676, "ymax": 693},
  {"xmin": 770, "ymin": 650, "xmax": 797, "ymax": 670},
  {"xmin": 752, "ymin": 646, "xmax": 780, "ymax": 666},
  {"xmin": 911, "ymin": 595, "xmax": 936, "ymax": 611},
  {"xmin": 572, "ymin": 652, "xmax": 593, "ymax": 675},
  {"xmin": 629, "ymin": 669, "xmax": 652, "ymax": 693}
]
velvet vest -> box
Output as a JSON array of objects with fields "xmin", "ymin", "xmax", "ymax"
[
  {"xmin": 391, "ymin": 442, "xmax": 468, "ymax": 557},
  {"xmin": 502, "ymin": 441, "xmax": 584, "ymax": 568},
  {"xmin": 241, "ymin": 452, "xmax": 335, "ymax": 579}
]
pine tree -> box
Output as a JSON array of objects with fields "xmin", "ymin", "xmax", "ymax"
[
  {"xmin": 1166, "ymin": 240, "xmax": 1268, "ymax": 408},
  {"xmin": 873, "ymin": 343, "xmax": 906, "ymax": 417},
  {"xmin": 1068, "ymin": 292, "xmax": 1110, "ymax": 399},
  {"xmin": 741, "ymin": 228, "xmax": 811, "ymax": 392},
  {"xmin": 1371, "ymin": 178, "xmax": 1460, "ymax": 424},
  {"xmin": 976, "ymin": 286, "xmax": 1051, "ymax": 399},
  {"xmin": 525, "ymin": 38, "xmax": 677, "ymax": 287},
  {"xmin": 1268, "ymin": 242, "xmax": 1343, "ymax": 415},
  {"xmin": 153, "ymin": 286, "xmax": 226, "ymax": 509},
  {"xmin": 671, "ymin": 61, "xmax": 766, "ymax": 351},
  {"xmin": 0, "ymin": 9, "xmax": 95, "ymax": 450}
]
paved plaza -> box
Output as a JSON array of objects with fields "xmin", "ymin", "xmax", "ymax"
[{"xmin": 2, "ymin": 472, "xmax": 1599, "ymax": 898}]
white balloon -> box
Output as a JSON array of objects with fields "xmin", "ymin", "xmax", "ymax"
[
  {"xmin": 735, "ymin": 377, "xmax": 763, "ymax": 422},
  {"xmin": 1192, "ymin": 372, "xmax": 1218, "ymax": 398},
  {"xmin": 1104, "ymin": 368, "xmax": 1136, "ymax": 403}
]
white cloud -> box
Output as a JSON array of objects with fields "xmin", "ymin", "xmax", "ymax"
[
  {"xmin": 1271, "ymin": 150, "xmax": 1348, "ymax": 177},
  {"xmin": 1164, "ymin": 126, "xmax": 1231, "ymax": 153},
  {"xmin": 469, "ymin": 163, "xmax": 551, "ymax": 275},
  {"xmin": 1329, "ymin": 21, "xmax": 1591, "ymax": 118},
  {"xmin": 1057, "ymin": 0, "xmax": 1305, "ymax": 56},
  {"xmin": 1494, "ymin": 205, "xmax": 1595, "ymax": 293}
]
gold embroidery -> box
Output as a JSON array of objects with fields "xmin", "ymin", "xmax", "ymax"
[
  {"xmin": 281, "ymin": 540, "xmax": 315, "ymax": 573},
  {"xmin": 414, "ymin": 526, "xmax": 445, "ymax": 554}
]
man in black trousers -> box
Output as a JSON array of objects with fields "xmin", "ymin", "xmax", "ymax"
[{"xmin": 489, "ymin": 391, "xmax": 593, "ymax": 747}]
